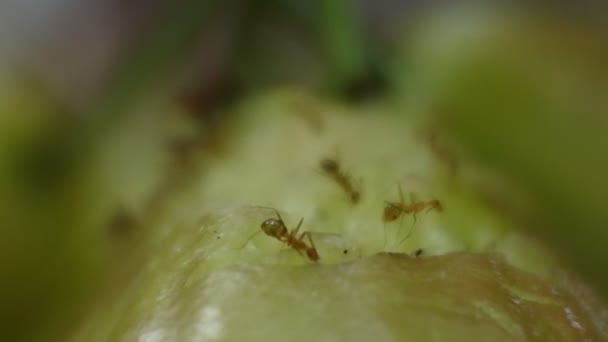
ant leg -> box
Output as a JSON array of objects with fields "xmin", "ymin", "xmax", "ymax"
[
  {"xmin": 293, "ymin": 217, "xmax": 304, "ymax": 236},
  {"xmin": 384, "ymin": 201, "xmax": 397, "ymax": 208},
  {"xmin": 381, "ymin": 203, "xmax": 391, "ymax": 249},
  {"xmin": 409, "ymin": 192, "xmax": 419, "ymax": 205},
  {"xmin": 295, "ymin": 231, "xmax": 318, "ymax": 263},
  {"xmin": 291, "ymin": 247, "xmax": 307, "ymax": 260},
  {"xmin": 276, "ymin": 246, "xmax": 306, "ymax": 264},
  {"xmin": 425, "ymin": 202, "xmax": 436, "ymax": 213},
  {"xmin": 300, "ymin": 231, "xmax": 319, "ymax": 262},
  {"xmin": 409, "ymin": 213, "xmax": 418, "ymax": 237},
  {"xmin": 299, "ymin": 231, "xmax": 317, "ymax": 250},
  {"xmin": 426, "ymin": 202, "xmax": 441, "ymax": 213},
  {"xmin": 396, "ymin": 215, "xmax": 416, "ymax": 248},
  {"xmin": 382, "ymin": 222, "xmax": 387, "ymax": 249},
  {"xmin": 393, "ymin": 214, "xmax": 408, "ymax": 250},
  {"xmin": 396, "ymin": 226, "xmax": 413, "ymax": 248}
]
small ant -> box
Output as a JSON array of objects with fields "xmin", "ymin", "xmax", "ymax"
[
  {"xmin": 320, "ymin": 158, "xmax": 361, "ymax": 204},
  {"xmin": 107, "ymin": 207, "xmax": 138, "ymax": 238},
  {"xmin": 259, "ymin": 210, "xmax": 320, "ymax": 263},
  {"xmin": 290, "ymin": 97, "xmax": 323, "ymax": 132},
  {"xmin": 382, "ymin": 184, "xmax": 443, "ymax": 242},
  {"xmin": 418, "ymin": 125, "xmax": 458, "ymax": 174}
]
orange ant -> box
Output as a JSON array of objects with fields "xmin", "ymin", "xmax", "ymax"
[
  {"xmin": 382, "ymin": 184, "xmax": 443, "ymax": 243},
  {"xmin": 257, "ymin": 210, "xmax": 320, "ymax": 263},
  {"xmin": 320, "ymin": 158, "xmax": 361, "ymax": 204}
]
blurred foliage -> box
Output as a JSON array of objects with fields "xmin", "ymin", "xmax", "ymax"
[
  {"xmin": 0, "ymin": 78, "xmax": 104, "ymax": 341},
  {"xmin": 97, "ymin": 0, "xmax": 220, "ymax": 117},
  {"xmin": 401, "ymin": 8, "xmax": 608, "ymax": 295}
]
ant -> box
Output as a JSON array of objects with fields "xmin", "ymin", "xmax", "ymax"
[
  {"xmin": 320, "ymin": 158, "xmax": 361, "ymax": 204},
  {"xmin": 382, "ymin": 184, "xmax": 443, "ymax": 243},
  {"xmin": 418, "ymin": 124, "xmax": 458, "ymax": 175},
  {"xmin": 258, "ymin": 210, "xmax": 320, "ymax": 263},
  {"xmin": 107, "ymin": 207, "xmax": 138, "ymax": 238},
  {"xmin": 290, "ymin": 96, "xmax": 324, "ymax": 133}
]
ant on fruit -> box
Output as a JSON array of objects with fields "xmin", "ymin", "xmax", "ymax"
[
  {"xmin": 290, "ymin": 96, "xmax": 324, "ymax": 133},
  {"xmin": 320, "ymin": 158, "xmax": 361, "ymax": 204},
  {"xmin": 251, "ymin": 209, "xmax": 320, "ymax": 263},
  {"xmin": 418, "ymin": 124, "xmax": 458, "ymax": 175},
  {"xmin": 382, "ymin": 183, "xmax": 443, "ymax": 244}
]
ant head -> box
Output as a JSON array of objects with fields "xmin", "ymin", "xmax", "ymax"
[
  {"xmin": 430, "ymin": 199, "xmax": 443, "ymax": 211},
  {"xmin": 320, "ymin": 158, "xmax": 339, "ymax": 173},
  {"xmin": 382, "ymin": 203, "xmax": 401, "ymax": 222},
  {"xmin": 261, "ymin": 218, "xmax": 287, "ymax": 237}
]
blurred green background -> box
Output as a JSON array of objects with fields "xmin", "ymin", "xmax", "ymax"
[{"xmin": 0, "ymin": 1, "xmax": 607, "ymax": 340}]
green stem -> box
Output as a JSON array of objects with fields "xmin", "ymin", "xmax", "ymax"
[
  {"xmin": 316, "ymin": 0, "xmax": 368, "ymax": 90},
  {"xmin": 97, "ymin": 0, "xmax": 220, "ymax": 113}
]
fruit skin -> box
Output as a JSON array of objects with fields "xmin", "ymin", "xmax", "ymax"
[{"xmin": 67, "ymin": 90, "xmax": 606, "ymax": 341}]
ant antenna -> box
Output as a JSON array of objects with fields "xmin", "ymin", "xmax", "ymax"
[
  {"xmin": 249, "ymin": 205, "xmax": 279, "ymax": 212},
  {"xmin": 398, "ymin": 183, "xmax": 405, "ymax": 204},
  {"xmin": 232, "ymin": 229, "xmax": 262, "ymax": 250},
  {"xmin": 248, "ymin": 205, "xmax": 286, "ymax": 221},
  {"xmin": 274, "ymin": 209, "xmax": 285, "ymax": 224},
  {"xmin": 232, "ymin": 205, "xmax": 282, "ymax": 250}
]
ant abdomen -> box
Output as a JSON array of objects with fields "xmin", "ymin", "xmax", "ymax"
[{"xmin": 320, "ymin": 157, "xmax": 361, "ymax": 205}]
